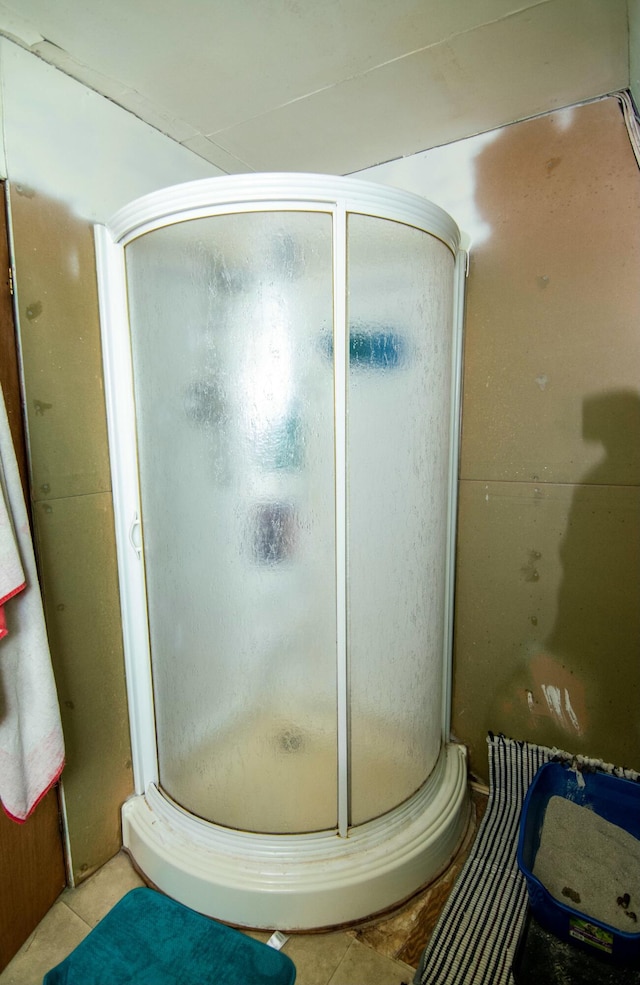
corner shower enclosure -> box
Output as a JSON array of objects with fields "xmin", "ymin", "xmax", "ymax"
[{"xmin": 96, "ymin": 174, "xmax": 469, "ymax": 930}]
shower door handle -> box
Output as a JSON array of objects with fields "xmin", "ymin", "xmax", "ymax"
[{"xmin": 129, "ymin": 512, "xmax": 143, "ymax": 560}]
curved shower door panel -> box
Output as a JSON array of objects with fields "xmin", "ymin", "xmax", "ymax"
[
  {"xmin": 124, "ymin": 210, "xmax": 338, "ymax": 833},
  {"xmin": 346, "ymin": 215, "xmax": 456, "ymax": 825}
]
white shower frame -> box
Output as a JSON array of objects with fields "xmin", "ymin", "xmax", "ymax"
[{"xmin": 95, "ymin": 173, "xmax": 469, "ymax": 930}]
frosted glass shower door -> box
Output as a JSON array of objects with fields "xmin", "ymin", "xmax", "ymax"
[
  {"xmin": 346, "ymin": 215, "xmax": 455, "ymax": 825},
  {"xmin": 124, "ymin": 211, "xmax": 337, "ymax": 833}
]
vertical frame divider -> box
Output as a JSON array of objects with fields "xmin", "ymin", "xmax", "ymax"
[{"xmin": 333, "ymin": 203, "xmax": 349, "ymax": 838}]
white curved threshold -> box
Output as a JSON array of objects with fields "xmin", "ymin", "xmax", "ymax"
[{"xmin": 122, "ymin": 742, "xmax": 469, "ymax": 930}]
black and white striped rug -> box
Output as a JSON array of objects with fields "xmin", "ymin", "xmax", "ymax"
[{"xmin": 414, "ymin": 734, "xmax": 553, "ymax": 985}]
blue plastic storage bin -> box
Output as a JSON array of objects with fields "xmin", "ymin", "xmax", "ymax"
[{"xmin": 517, "ymin": 761, "xmax": 640, "ymax": 965}]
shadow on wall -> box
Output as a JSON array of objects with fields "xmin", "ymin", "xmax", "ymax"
[{"xmin": 519, "ymin": 389, "xmax": 640, "ymax": 764}]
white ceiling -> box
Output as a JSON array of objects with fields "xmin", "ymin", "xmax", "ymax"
[{"xmin": 0, "ymin": 0, "xmax": 629, "ymax": 175}]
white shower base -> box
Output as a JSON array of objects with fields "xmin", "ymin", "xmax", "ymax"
[{"xmin": 122, "ymin": 741, "xmax": 469, "ymax": 931}]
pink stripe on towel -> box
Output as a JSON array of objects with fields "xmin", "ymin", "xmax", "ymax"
[{"xmin": 0, "ymin": 580, "xmax": 27, "ymax": 639}]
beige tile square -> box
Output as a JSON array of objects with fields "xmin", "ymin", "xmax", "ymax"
[
  {"xmin": 0, "ymin": 901, "xmax": 89, "ymax": 985},
  {"xmin": 328, "ymin": 939, "xmax": 414, "ymax": 985},
  {"xmin": 62, "ymin": 851, "xmax": 145, "ymax": 927},
  {"xmin": 282, "ymin": 933, "xmax": 352, "ymax": 985}
]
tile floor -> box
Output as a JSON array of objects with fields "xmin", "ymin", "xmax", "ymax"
[
  {"xmin": 0, "ymin": 788, "xmax": 487, "ymax": 985},
  {"xmin": 0, "ymin": 852, "xmax": 415, "ymax": 985}
]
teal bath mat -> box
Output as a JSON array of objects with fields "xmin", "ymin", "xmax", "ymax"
[{"xmin": 43, "ymin": 887, "xmax": 296, "ymax": 984}]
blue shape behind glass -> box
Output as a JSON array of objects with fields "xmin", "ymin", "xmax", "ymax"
[{"xmin": 321, "ymin": 325, "xmax": 406, "ymax": 370}]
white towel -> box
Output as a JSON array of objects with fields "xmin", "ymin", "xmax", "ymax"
[{"xmin": 0, "ymin": 385, "xmax": 65, "ymax": 822}]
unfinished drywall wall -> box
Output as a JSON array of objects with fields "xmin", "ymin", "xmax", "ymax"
[
  {"xmin": 365, "ymin": 97, "xmax": 640, "ymax": 780},
  {"xmin": 454, "ymin": 97, "xmax": 640, "ymax": 778}
]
